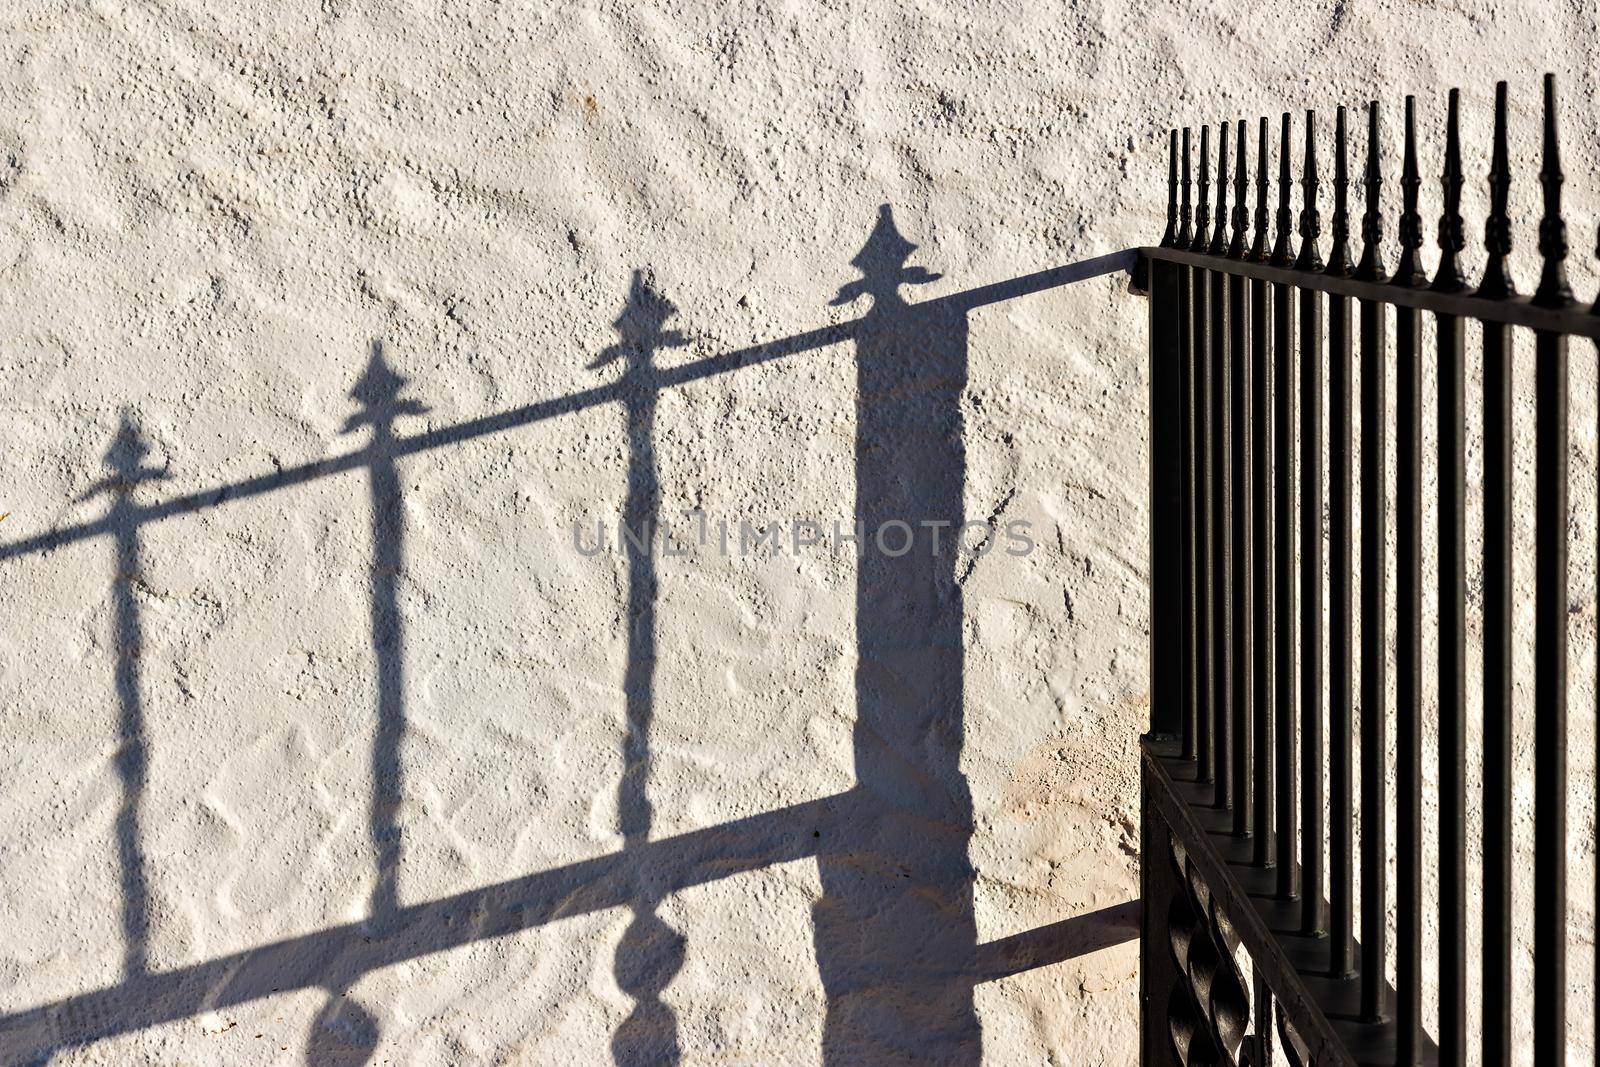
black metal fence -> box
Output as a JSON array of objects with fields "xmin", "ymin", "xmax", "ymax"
[{"xmin": 1141, "ymin": 75, "xmax": 1598, "ymax": 1066}]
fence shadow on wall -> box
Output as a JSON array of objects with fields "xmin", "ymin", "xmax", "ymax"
[{"xmin": 0, "ymin": 211, "xmax": 1138, "ymax": 1066}]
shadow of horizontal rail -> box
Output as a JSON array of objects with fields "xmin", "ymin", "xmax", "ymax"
[
  {"xmin": 972, "ymin": 901, "xmax": 1141, "ymax": 982},
  {"xmin": 0, "ymin": 785, "xmax": 1136, "ymax": 1059},
  {"xmin": 0, "ymin": 251, "xmax": 1135, "ymax": 566},
  {"xmin": 0, "ymin": 792, "xmax": 847, "ymax": 1058},
  {"xmin": 0, "ymin": 246, "xmax": 1139, "ymax": 1062}
]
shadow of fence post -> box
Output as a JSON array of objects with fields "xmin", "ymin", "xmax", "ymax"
[{"xmin": 813, "ymin": 205, "xmax": 982, "ymax": 1064}]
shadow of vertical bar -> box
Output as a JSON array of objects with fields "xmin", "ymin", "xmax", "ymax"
[
  {"xmin": 82, "ymin": 412, "xmax": 167, "ymax": 980},
  {"xmin": 312, "ymin": 340, "xmax": 431, "ymax": 1063},
  {"xmin": 597, "ymin": 272, "xmax": 689, "ymax": 1066}
]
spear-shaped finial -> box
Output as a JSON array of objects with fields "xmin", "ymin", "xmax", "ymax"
[
  {"xmin": 1250, "ymin": 117, "xmax": 1270, "ymax": 261},
  {"xmin": 1394, "ymin": 95, "xmax": 1429, "ymax": 287},
  {"xmin": 1192, "ymin": 125, "xmax": 1212, "ymax": 253},
  {"xmin": 1533, "ymin": 73, "xmax": 1572, "ymax": 307},
  {"xmin": 1433, "ymin": 88, "xmax": 1467, "ymax": 292},
  {"xmin": 1270, "ymin": 112, "xmax": 1294, "ymax": 265},
  {"xmin": 1177, "ymin": 127, "xmax": 1194, "ymax": 249},
  {"xmin": 1161, "ymin": 129, "xmax": 1179, "ymax": 247},
  {"xmin": 1229, "ymin": 119, "xmax": 1248, "ymax": 257},
  {"xmin": 1325, "ymin": 105, "xmax": 1352, "ymax": 274},
  {"xmin": 1210, "ymin": 119, "xmax": 1231, "ymax": 255},
  {"xmin": 1295, "ymin": 110, "xmax": 1323, "ymax": 271},
  {"xmin": 1479, "ymin": 82, "xmax": 1515, "ymax": 298},
  {"xmin": 1354, "ymin": 101, "xmax": 1386, "ymax": 281}
]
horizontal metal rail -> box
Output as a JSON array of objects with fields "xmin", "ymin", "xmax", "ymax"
[{"xmin": 1143, "ymin": 245, "xmax": 1600, "ymax": 336}]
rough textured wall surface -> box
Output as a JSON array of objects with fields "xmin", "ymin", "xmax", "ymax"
[{"xmin": 0, "ymin": 1, "xmax": 1598, "ymax": 1064}]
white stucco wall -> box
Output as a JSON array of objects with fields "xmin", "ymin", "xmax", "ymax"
[{"xmin": 1, "ymin": 1, "xmax": 1598, "ymax": 1063}]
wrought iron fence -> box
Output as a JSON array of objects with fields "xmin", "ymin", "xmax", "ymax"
[{"xmin": 1141, "ymin": 75, "xmax": 1598, "ymax": 1066}]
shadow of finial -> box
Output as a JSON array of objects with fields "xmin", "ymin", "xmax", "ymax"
[
  {"xmin": 79, "ymin": 408, "xmax": 169, "ymax": 500},
  {"xmin": 592, "ymin": 270, "xmax": 688, "ymax": 371},
  {"xmin": 832, "ymin": 204, "xmax": 942, "ymax": 306},
  {"xmin": 343, "ymin": 340, "xmax": 429, "ymax": 434}
]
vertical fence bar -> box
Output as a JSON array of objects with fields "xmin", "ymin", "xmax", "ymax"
[
  {"xmin": 1593, "ymin": 225, "xmax": 1599, "ymax": 1067},
  {"xmin": 1477, "ymin": 82, "xmax": 1514, "ymax": 1065},
  {"xmin": 1251, "ymin": 116, "xmax": 1276, "ymax": 868},
  {"xmin": 1229, "ymin": 118, "xmax": 1253, "ymax": 837},
  {"xmin": 1393, "ymin": 93, "xmax": 1428, "ymax": 1065},
  {"xmin": 1532, "ymin": 72, "xmax": 1570, "ymax": 1065},
  {"xmin": 1174, "ymin": 128, "xmax": 1200, "ymax": 762},
  {"xmin": 1325, "ymin": 104, "xmax": 1355, "ymax": 977},
  {"xmin": 1354, "ymin": 98, "xmax": 1389, "ymax": 1024},
  {"xmin": 1295, "ymin": 110, "xmax": 1326, "ymax": 940},
  {"xmin": 1432, "ymin": 87, "xmax": 1468, "ymax": 1066},
  {"xmin": 1532, "ymin": 316, "xmax": 1569, "ymax": 1058},
  {"xmin": 1151, "ymin": 129, "xmax": 1187, "ymax": 745},
  {"xmin": 1270, "ymin": 111, "xmax": 1299, "ymax": 902},
  {"xmin": 1211, "ymin": 119, "xmax": 1234, "ymax": 812},
  {"xmin": 1193, "ymin": 125, "xmax": 1215, "ymax": 787}
]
